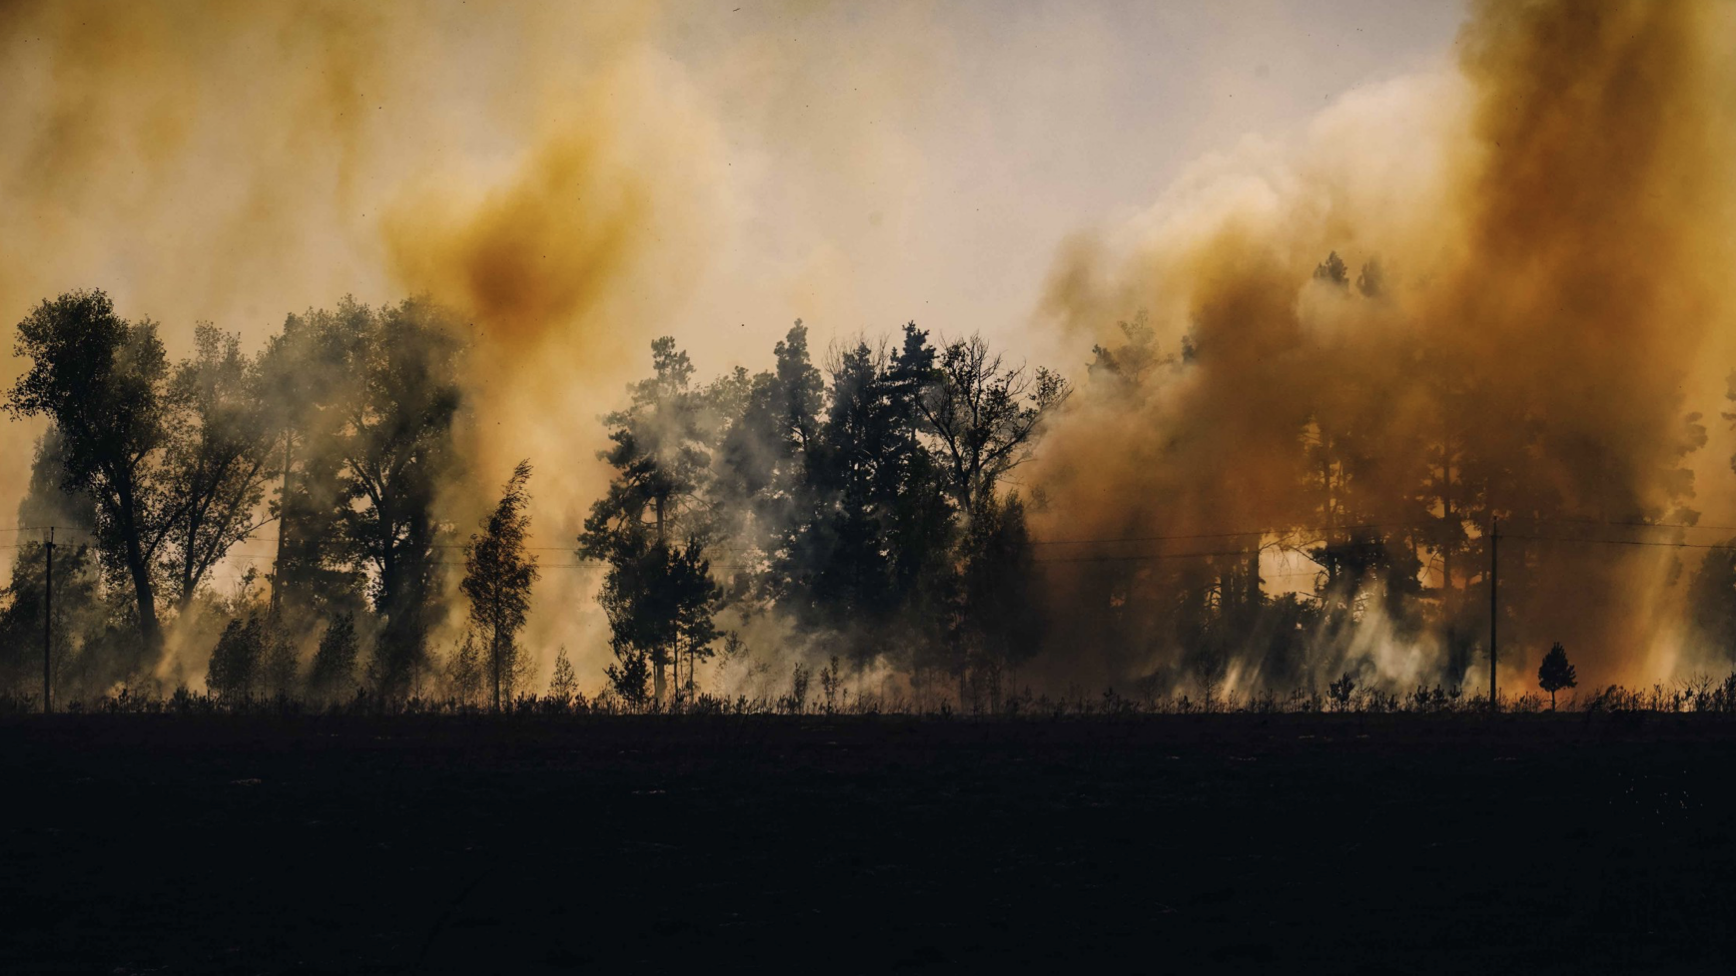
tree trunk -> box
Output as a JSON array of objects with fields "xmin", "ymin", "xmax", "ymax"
[
  {"xmin": 492, "ymin": 625, "xmax": 502, "ymax": 713},
  {"xmin": 271, "ymin": 431, "xmax": 292, "ymax": 616},
  {"xmin": 116, "ymin": 480, "xmax": 161, "ymax": 653},
  {"xmin": 178, "ymin": 509, "xmax": 200, "ymax": 615},
  {"xmin": 654, "ymin": 494, "xmax": 667, "ymax": 706}
]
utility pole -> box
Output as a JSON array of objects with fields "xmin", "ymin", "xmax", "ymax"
[
  {"xmin": 42, "ymin": 527, "xmax": 54, "ymax": 715},
  {"xmin": 1488, "ymin": 516, "xmax": 1498, "ymax": 713}
]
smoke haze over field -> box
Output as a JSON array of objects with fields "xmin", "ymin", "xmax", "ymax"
[{"xmin": 2, "ymin": 0, "xmax": 1733, "ymax": 698}]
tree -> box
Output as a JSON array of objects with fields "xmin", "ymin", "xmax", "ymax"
[
  {"xmin": 442, "ymin": 631, "xmax": 483, "ymax": 706},
  {"xmin": 667, "ymin": 539, "xmax": 721, "ymax": 698},
  {"xmin": 606, "ymin": 643, "xmax": 651, "ymax": 709},
  {"xmin": 1537, "ymin": 641, "xmax": 1577, "ymax": 710},
  {"xmin": 1086, "ymin": 310, "xmax": 1172, "ymax": 398},
  {"xmin": 259, "ymin": 627, "xmax": 299, "ymax": 699},
  {"xmin": 1688, "ymin": 545, "xmax": 1736, "ymax": 661},
  {"xmin": 580, "ymin": 337, "xmax": 716, "ymax": 703},
  {"xmin": 711, "ymin": 322, "xmax": 823, "ymax": 559},
  {"xmin": 548, "ymin": 646, "xmax": 578, "ymax": 704},
  {"xmin": 307, "ymin": 613, "xmax": 360, "ymax": 701},
  {"xmin": 915, "ymin": 333, "xmax": 1071, "ymax": 514},
  {"xmin": 780, "ymin": 334, "xmax": 946, "ymax": 651},
  {"xmin": 7, "ymin": 290, "xmax": 171, "ymax": 653},
  {"xmin": 259, "ymin": 301, "xmax": 371, "ymax": 622},
  {"xmin": 1313, "ymin": 251, "xmax": 1349, "ymax": 287},
  {"xmin": 461, "ymin": 461, "xmax": 540, "ymax": 711},
  {"xmin": 207, "ymin": 616, "xmax": 266, "ymax": 701},
  {"xmin": 159, "ymin": 324, "xmax": 275, "ymax": 611},
  {"xmin": 0, "ymin": 429, "xmax": 104, "ymax": 698},
  {"xmin": 338, "ymin": 298, "xmax": 464, "ymax": 695},
  {"xmin": 959, "ymin": 492, "xmax": 1042, "ymax": 707}
]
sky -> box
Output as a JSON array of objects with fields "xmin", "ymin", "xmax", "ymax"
[
  {"xmin": 656, "ymin": 0, "xmax": 1467, "ymax": 368},
  {"xmin": 0, "ymin": 0, "xmax": 1466, "ymax": 368}
]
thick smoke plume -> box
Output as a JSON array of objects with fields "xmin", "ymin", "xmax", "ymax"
[
  {"xmin": 1035, "ymin": 0, "xmax": 1736, "ymax": 692},
  {"xmin": 0, "ymin": 1, "xmax": 729, "ymax": 681}
]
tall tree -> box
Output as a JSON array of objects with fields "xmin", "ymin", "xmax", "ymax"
[
  {"xmin": 207, "ymin": 615, "xmax": 266, "ymax": 701},
  {"xmin": 159, "ymin": 324, "xmax": 275, "ymax": 611},
  {"xmin": 1537, "ymin": 641, "xmax": 1577, "ymax": 710},
  {"xmin": 259, "ymin": 301, "xmax": 371, "ymax": 621},
  {"xmin": 461, "ymin": 461, "xmax": 540, "ymax": 711},
  {"xmin": 339, "ymin": 297, "xmax": 464, "ymax": 695},
  {"xmin": 712, "ymin": 322, "xmax": 823, "ymax": 559},
  {"xmin": 307, "ymin": 613, "xmax": 361, "ymax": 702},
  {"xmin": 580, "ymin": 336, "xmax": 714, "ymax": 702},
  {"xmin": 0, "ymin": 435, "xmax": 99, "ymax": 696},
  {"xmin": 916, "ymin": 333, "xmax": 1071, "ymax": 514},
  {"xmin": 959, "ymin": 491, "xmax": 1042, "ymax": 706},
  {"xmin": 7, "ymin": 290, "xmax": 171, "ymax": 652},
  {"xmin": 778, "ymin": 327, "xmax": 956, "ymax": 665}
]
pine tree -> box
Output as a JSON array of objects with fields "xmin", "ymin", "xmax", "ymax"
[
  {"xmin": 307, "ymin": 612, "xmax": 360, "ymax": 701},
  {"xmin": 580, "ymin": 338, "xmax": 717, "ymax": 704},
  {"xmin": 462, "ymin": 461, "xmax": 540, "ymax": 711},
  {"xmin": 443, "ymin": 631, "xmax": 483, "ymax": 706},
  {"xmin": 548, "ymin": 645, "xmax": 577, "ymax": 704},
  {"xmin": 606, "ymin": 643, "xmax": 652, "ymax": 709},
  {"xmin": 208, "ymin": 616, "xmax": 266, "ymax": 701},
  {"xmin": 259, "ymin": 626, "xmax": 298, "ymax": 699},
  {"xmin": 1537, "ymin": 642, "xmax": 1577, "ymax": 710}
]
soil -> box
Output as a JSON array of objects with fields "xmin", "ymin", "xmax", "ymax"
[{"xmin": 2, "ymin": 712, "xmax": 1732, "ymax": 974}]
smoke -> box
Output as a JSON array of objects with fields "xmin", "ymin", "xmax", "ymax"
[
  {"xmin": 3, "ymin": 0, "xmax": 1734, "ymax": 698},
  {"xmin": 1033, "ymin": 0, "xmax": 1736, "ymax": 691},
  {"xmin": 0, "ymin": 0, "xmax": 738, "ymax": 683}
]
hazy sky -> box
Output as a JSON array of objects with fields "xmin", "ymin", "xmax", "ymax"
[
  {"xmin": 0, "ymin": 0, "xmax": 1467, "ymax": 364},
  {"xmin": 656, "ymin": 0, "xmax": 1467, "ymax": 368}
]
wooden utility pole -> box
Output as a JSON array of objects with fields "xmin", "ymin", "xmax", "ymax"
[
  {"xmin": 1488, "ymin": 516, "xmax": 1498, "ymax": 713},
  {"xmin": 42, "ymin": 527, "xmax": 54, "ymax": 715}
]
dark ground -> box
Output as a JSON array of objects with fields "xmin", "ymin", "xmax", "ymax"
[{"xmin": 2, "ymin": 713, "xmax": 1733, "ymax": 974}]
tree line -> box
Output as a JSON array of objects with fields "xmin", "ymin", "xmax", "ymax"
[
  {"xmin": 580, "ymin": 321, "xmax": 1069, "ymax": 707},
  {"xmin": 7, "ymin": 259, "xmax": 1736, "ymax": 710},
  {"xmin": 0, "ymin": 290, "xmax": 1070, "ymax": 709}
]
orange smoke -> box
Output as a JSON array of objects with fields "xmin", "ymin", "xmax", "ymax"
[{"xmin": 1034, "ymin": 0, "xmax": 1736, "ymax": 691}]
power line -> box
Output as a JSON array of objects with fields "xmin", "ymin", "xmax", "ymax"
[
  {"xmin": 1030, "ymin": 518, "xmax": 1438, "ymax": 547},
  {"xmin": 1503, "ymin": 533, "xmax": 1736, "ymax": 553},
  {"xmin": 1511, "ymin": 514, "xmax": 1736, "ymax": 534}
]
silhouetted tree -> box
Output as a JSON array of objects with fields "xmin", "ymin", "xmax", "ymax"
[
  {"xmin": 606, "ymin": 643, "xmax": 651, "ymax": 708},
  {"xmin": 0, "ymin": 430, "xmax": 105, "ymax": 697},
  {"xmin": 548, "ymin": 646, "xmax": 577, "ymax": 704},
  {"xmin": 441, "ymin": 631, "xmax": 483, "ymax": 706},
  {"xmin": 711, "ymin": 322, "xmax": 823, "ymax": 554},
  {"xmin": 1087, "ymin": 310, "xmax": 1171, "ymax": 398},
  {"xmin": 1537, "ymin": 641, "xmax": 1577, "ymax": 710},
  {"xmin": 581, "ymin": 337, "xmax": 715, "ymax": 703},
  {"xmin": 208, "ymin": 616, "xmax": 266, "ymax": 700},
  {"xmin": 959, "ymin": 492, "xmax": 1042, "ymax": 706},
  {"xmin": 307, "ymin": 613, "xmax": 360, "ymax": 701},
  {"xmin": 1356, "ymin": 259, "xmax": 1384, "ymax": 298},
  {"xmin": 7, "ymin": 290, "xmax": 171, "ymax": 653},
  {"xmin": 462, "ymin": 461, "xmax": 540, "ymax": 711},
  {"xmin": 1313, "ymin": 251, "xmax": 1349, "ymax": 287},
  {"xmin": 259, "ymin": 301, "xmax": 371, "ymax": 622},
  {"xmin": 916, "ymin": 333, "xmax": 1071, "ymax": 513},
  {"xmin": 160, "ymin": 324, "xmax": 275, "ymax": 611},
  {"xmin": 339, "ymin": 298, "xmax": 463, "ymax": 695},
  {"xmin": 779, "ymin": 332, "xmax": 952, "ymax": 658},
  {"xmin": 1688, "ymin": 545, "xmax": 1736, "ymax": 662}
]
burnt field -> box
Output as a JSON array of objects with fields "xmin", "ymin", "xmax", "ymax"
[{"xmin": 3, "ymin": 714, "xmax": 1734, "ymax": 974}]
